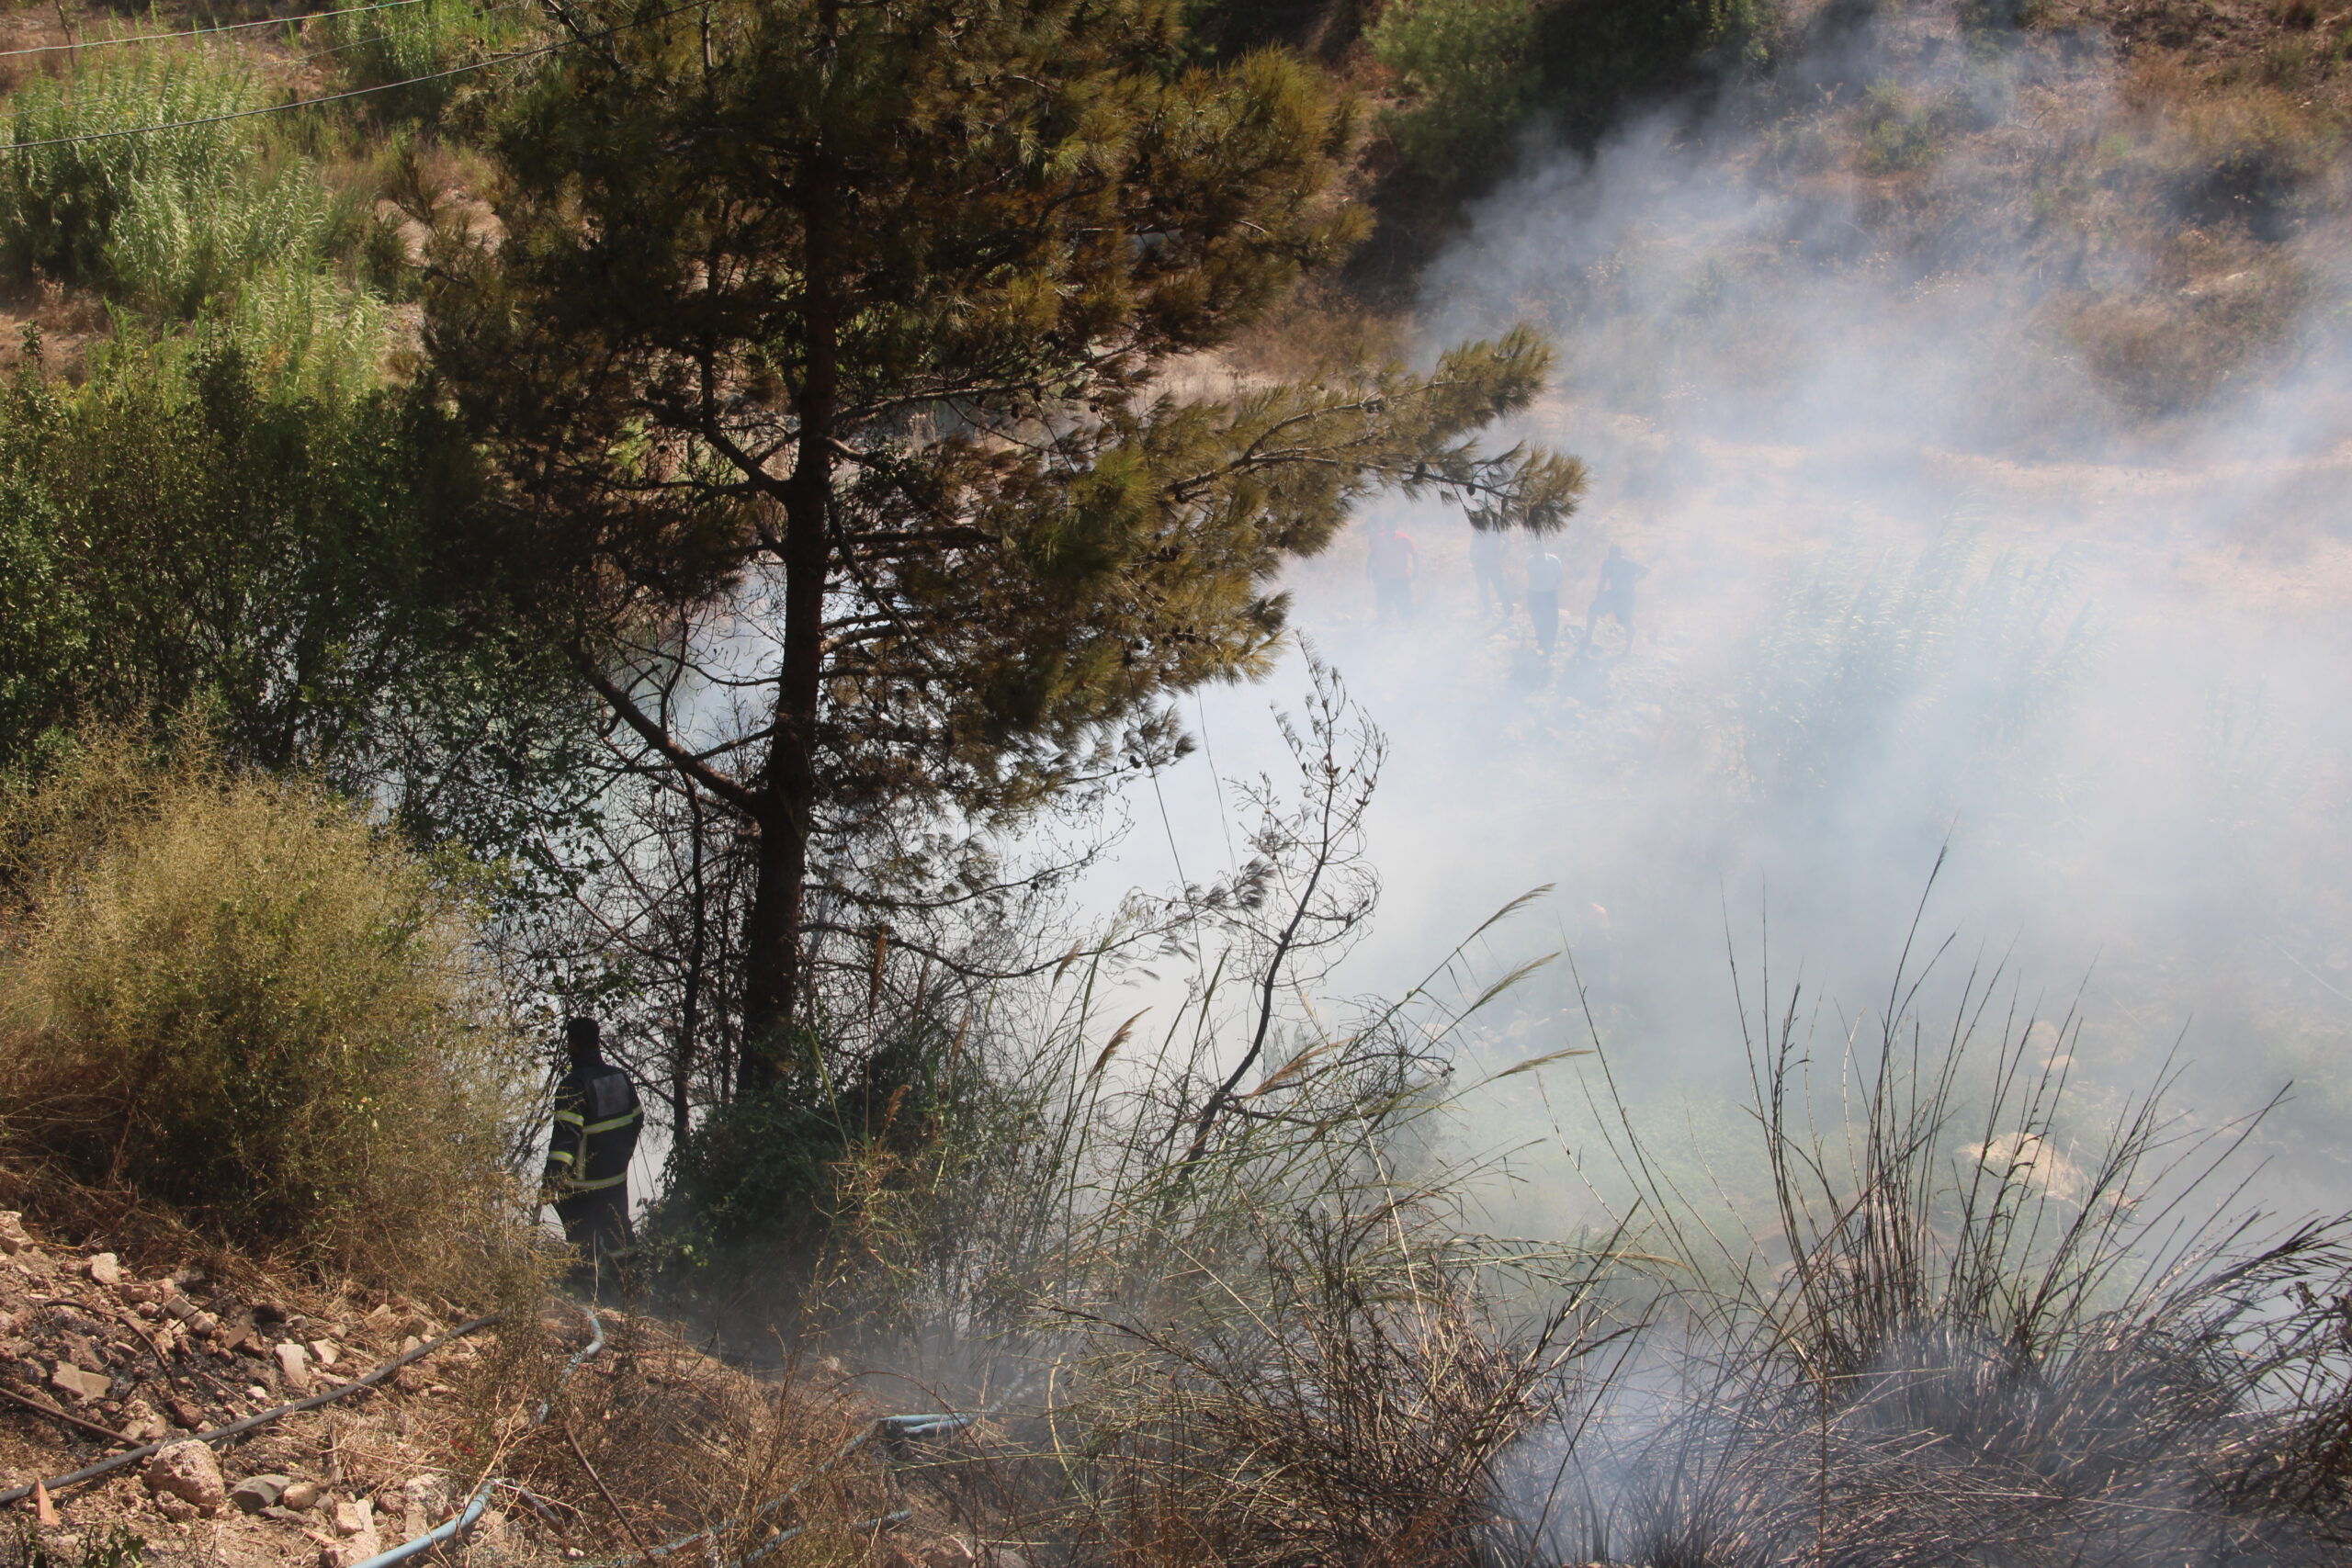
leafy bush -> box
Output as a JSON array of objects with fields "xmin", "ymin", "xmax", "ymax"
[
  {"xmin": 1367, "ymin": 0, "xmax": 1543, "ymax": 184},
  {"xmin": 0, "ymin": 51, "xmax": 357, "ymax": 320},
  {"xmin": 1958, "ymin": 0, "xmax": 2054, "ymax": 34},
  {"xmin": 0, "ymin": 739, "xmax": 537, "ymax": 1289},
  {"xmin": 0, "ymin": 322, "xmax": 602, "ymax": 886},
  {"xmin": 0, "ymin": 310, "xmax": 598, "ymax": 898},
  {"xmin": 1536, "ymin": 0, "xmax": 1774, "ymax": 144},
  {"xmin": 1364, "ymin": 0, "xmax": 1775, "ymax": 187},
  {"xmin": 318, "ymin": 0, "xmax": 542, "ymax": 126},
  {"xmin": 228, "ymin": 262, "xmax": 394, "ymax": 401},
  {"xmin": 1856, "ymin": 82, "xmax": 1944, "ymax": 175},
  {"xmin": 646, "ymin": 1008, "xmax": 1010, "ymax": 1332},
  {"xmin": 0, "ymin": 325, "xmax": 447, "ymax": 772}
]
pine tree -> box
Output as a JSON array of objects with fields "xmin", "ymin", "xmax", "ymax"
[{"xmin": 424, "ymin": 0, "xmax": 1586, "ymax": 1088}]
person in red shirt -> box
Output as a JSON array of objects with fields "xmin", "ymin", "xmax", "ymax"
[{"xmin": 1367, "ymin": 523, "xmax": 1419, "ymax": 623}]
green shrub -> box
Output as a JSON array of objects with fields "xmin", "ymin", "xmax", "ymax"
[
  {"xmin": 1856, "ymin": 82, "xmax": 1944, "ymax": 175},
  {"xmin": 1367, "ymin": 0, "xmax": 1544, "ymax": 184},
  {"xmin": 318, "ymin": 0, "xmax": 541, "ymax": 126},
  {"xmin": 1536, "ymin": 0, "xmax": 1774, "ymax": 144},
  {"xmin": 0, "ymin": 51, "xmax": 348, "ymax": 319},
  {"xmin": 0, "ymin": 739, "xmax": 537, "ymax": 1289},
  {"xmin": 1958, "ymin": 0, "xmax": 2052, "ymax": 33},
  {"xmin": 645, "ymin": 1009, "xmax": 1007, "ymax": 1332},
  {"xmin": 0, "ymin": 325, "xmax": 439, "ymax": 770},
  {"xmin": 229, "ymin": 262, "xmax": 394, "ymax": 400},
  {"xmin": 0, "ymin": 319, "xmax": 600, "ymax": 898}
]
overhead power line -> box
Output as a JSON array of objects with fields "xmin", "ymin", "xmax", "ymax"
[
  {"xmin": 0, "ymin": 0, "xmax": 717, "ymax": 154},
  {"xmin": 0, "ymin": 43, "xmax": 546, "ymax": 150},
  {"xmin": 0, "ymin": 0, "xmax": 673, "ymax": 154},
  {"xmin": 290, "ymin": 0, "xmax": 538, "ymax": 67},
  {"xmin": 0, "ymin": 0, "xmax": 706, "ymax": 152},
  {"xmin": 0, "ymin": 0, "xmax": 430, "ymax": 59}
]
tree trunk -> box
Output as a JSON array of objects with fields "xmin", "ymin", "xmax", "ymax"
[
  {"xmin": 736, "ymin": 789, "xmax": 808, "ymax": 1095},
  {"xmin": 736, "ymin": 156, "xmax": 840, "ymax": 1098},
  {"xmin": 673, "ymin": 777, "xmax": 706, "ymax": 1127}
]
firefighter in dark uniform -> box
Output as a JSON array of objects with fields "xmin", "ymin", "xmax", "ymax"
[{"xmin": 541, "ymin": 1018, "xmax": 642, "ymax": 1298}]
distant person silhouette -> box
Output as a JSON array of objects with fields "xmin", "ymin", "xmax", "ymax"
[
  {"xmin": 541, "ymin": 1018, "xmax": 641, "ymax": 1301},
  {"xmin": 1525, "ymin": 547, "xmax": 1564, "ymax": 653},
  {"xmin": 1586, "ymin": 544, "xmax": 1649, "ymax": 645},
  {"xmin": 1469, "ymin": 526, "xmax": 1509, "ymax": 613},
  {"xmin": 1367, "ymin": 523, "xmax": 1419, "ymax": 624}
]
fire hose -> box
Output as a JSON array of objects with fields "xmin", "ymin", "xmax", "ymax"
[
  {"xmin": 5, "ymin": 1305, "xmax": 976, "ymax": 1566},
  {"xmin": 355, "ymin": 1307, "xmax": 947, "ymax": 1568},
  {"xmin": 0, "ymin": 1314, "xmax": 503, "ymax": 1510}
]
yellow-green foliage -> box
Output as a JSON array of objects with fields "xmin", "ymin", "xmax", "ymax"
[
  {"xmin": 1856, "ymin": 83, "xmax": 1946, "ymax": 175},
  {"xmin": 1368, "ymin": 0, "xmax": 1543, "ymax": 182},
  {"xmin": 0, "ymin": 739, "xmax": 536, "ymax": 1290},
  {"xmin": 0, "ymin": 47, "xmax": 390, "ymax": 373},
  {"xmin": 319, "ymin": 0, "xmax": 543, "ymax": 125},
  {"xmin": 1, "ymin": 51, "xmax": 323, "ymax": 313}
]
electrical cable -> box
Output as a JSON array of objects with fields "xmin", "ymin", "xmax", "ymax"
[
  {"xmin": 285, "ymin": 0, "xmax": 541, "ymax": 70},
  {"xmin": 0, "ymin": 0, "xmax": 700, "ymax": 152},
  {"xmin": 0, "ymin": 41, "xmax": 541, "ymax": 150},
  {"xmin": 2, "ymin": 1291, "xmax": 958, "ymax": 1562},
  {"xmin": 1194, "ymin": 689, "xmax": 1238, "ymax": 874},
  {"xmin": 1148, "ymin": 761, "xmax": 1218, "ymax": 1005},
  {"xmin": 0, "ymin": 0, "xmax": 431, "ymax": 59},
  {"xmin": 3, "ymin": 0, "xmax": 548, "ymax": 85},
  {"xmin": 0, "ymin": 42, "xmax": 538, "ymax": 149},
  {"xmin": 1148, "ymin": 765, "xmax": 1189, "ymax": 901}
]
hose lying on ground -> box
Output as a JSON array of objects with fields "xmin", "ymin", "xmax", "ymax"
[
  {"xmin": 734, "ymin": 1508, "xmax": 914, "ymax": 1568},
  {"xmin": 8, "ymin": 1302, "xmax": 961, "ymax": 1563},
  {"xmin": 533, "ymin": 1303, "xmax": 606, "ymax": 1424},
  {"xmin": 348, "ymin": 1303, "xmax": 602, "ymax": 1568},
  {"xmin": 374, "ymin": 1325, "xmax": 978, "ymax": 1568},
  {"xmin": 567, "ymin": 1413, "xmax": 975, "ymax": 1568},
  {"xmin": 0, "ymin": 1314, "xmax": 503, "ymax": 1509},
  {"xmin": 364, "ymin": 1476, "xmax": 910, "ymax": 1568}
]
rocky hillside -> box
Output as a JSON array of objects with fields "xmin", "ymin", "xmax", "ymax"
[
  {"xmin": 1, "ymin": 1211, "xmax": 980, "ymax": 1568},
  {"xmin": 2, "ymin": 1206, "xmax": 503, "ymax": 1568}
]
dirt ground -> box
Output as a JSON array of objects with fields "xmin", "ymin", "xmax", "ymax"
[{"xmin": 0, "ymin": 1211, "xmax": 1001, "ymax": 1568}]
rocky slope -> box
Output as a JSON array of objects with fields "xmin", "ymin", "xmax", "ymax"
[{"xmin": 0, "ymin": 1211, "xmax": 987, "ymax": 1568}]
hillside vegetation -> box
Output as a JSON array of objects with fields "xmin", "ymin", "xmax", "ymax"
[{"xmin": 1, "ymin": 3, "xmax": 2350, "ymax": 1567}]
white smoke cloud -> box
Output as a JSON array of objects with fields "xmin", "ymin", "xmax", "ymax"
[{"xmin": 1077, "ymin": 0, "xmax": 2352, "ymax": 1230}]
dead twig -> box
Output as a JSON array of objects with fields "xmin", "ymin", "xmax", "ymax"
[
  {"xmin": 0, "ymin": 1384, "xmax": 135, "ymax": 1447},
  {"xmin": 564, "ymin": 1419, "xmax": 652, "ymax": 1559}
]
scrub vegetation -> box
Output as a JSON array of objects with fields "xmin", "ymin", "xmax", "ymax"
[
  {"xmin": 0, "ymin": 0, "xmax": 2349, "ymax": 1564},
  {"xmin": 0, "ymin": 738, "xmax": 533, "ymax": 1294}
]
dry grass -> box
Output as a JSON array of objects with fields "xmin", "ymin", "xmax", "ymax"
[
  {"xmin": 791, "ymin": 822, "xmax": 2352, "ymax": 1566},
  {"xmin": 449, "ymin": 1311, "xmax": 893, "ymax": 1568},
  {"xmin": 0, "ymin": 734, "xmax": 538, "ymax": 1297},
  {"xmin": 1524, "ymin": 920, "xmax": 2352, "ymax": 1567},
  {"xmin": 1039, "ymin": 1200, "xmax": 1611, "ymax": 1568},
  {"xmin": 692, "ymin": 676, "xmax": 1622, "ymax": 1568}
]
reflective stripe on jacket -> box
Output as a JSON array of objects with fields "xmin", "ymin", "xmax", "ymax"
[{"xmin": 544, "ymin": 1061, "xmax": 642, "ymax": 1197}]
